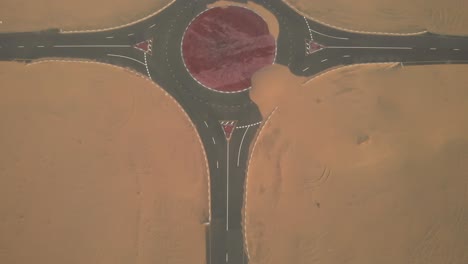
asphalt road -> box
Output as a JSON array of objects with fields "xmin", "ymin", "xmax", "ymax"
[{"xmin": 2, "ymin": 0, "xmax": 468, "ymax": 263}]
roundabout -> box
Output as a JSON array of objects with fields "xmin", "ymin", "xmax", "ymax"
[{"xmin": 181, "ymin": 6, "xmax": 276, "ymax": 93}]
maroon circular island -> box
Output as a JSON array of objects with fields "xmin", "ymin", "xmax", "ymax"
[{"xmin": 182, "ymin": 6, "xmax": 276, "ymax": 93}]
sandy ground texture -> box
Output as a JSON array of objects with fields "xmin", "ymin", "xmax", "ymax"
[
  {"xmin": 0, "ymin": 61, "xmax": 208, "ymax": 264},
  {"xmin": 208, "ymin": 1, "xmax": 279, "ymax": 40},
  {"xmin": 245, "ymin": 64, "xmax": 468, "ymax": 264},
  {"xmin": 0, "ymin": 0, "xmax": 173, "ymax": 32},
  {"xmin": 284, "ymin": 0, "xmax": 468, "ymax": 35}
]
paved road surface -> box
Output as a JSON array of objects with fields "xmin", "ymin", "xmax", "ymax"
[{"xmin": 2, "ymin": 0, "xmax": 468, "ymax": 263}]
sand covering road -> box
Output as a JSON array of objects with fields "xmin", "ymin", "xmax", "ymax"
[
  {"xmin": 0, "ymin": 61, "xmax": 208, "ymax": 264},
  {"xmin": 285, "ymin": 0, "xmax": 468, "ymax": 35},
  {"xmin": 0, "ymin": 0, "xmax": 173, "ymax": 32},
  {"xmin": 246, "ymin": 64, "xmax": 468, "ymax": 264}
]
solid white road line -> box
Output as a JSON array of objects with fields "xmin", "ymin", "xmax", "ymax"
[
  {"xmin": 204, "ymin": 121, "xmax": 209, "ymax": 128},
  {"xmin": 212, "ymin": 137, "xmax": 216, "ymax": 145},
  {"xmin": 303, "ymin": 17, "xmax": 349, "ymax": 40},
  {"xmin": 302, "ymin": 67, "xmax": 309, "ymax": 72},
  {"xmin": 226, "ymin": 141, "xmax": 230, "ymax": 231},
  {"xmin": 149, "ymin": 24, "xmax": 156, "ymax": 28},
  {"xmin": 321, "ymin": 59, "xmax": 328, "ymax": 62},
  {"xmin": 53, "ymin": 45, "xmax": 131, "ymax": 48},
  {"xmin": 237, "ymin": 127, "xmax": 250, "ymax": 167},
  {"xmin": 327, "ymin": 46, "xmax": 412, "ymax": 50},
  {"xmin": 107, "ymin": 54, "xmax": 145, "ymax": 65}
]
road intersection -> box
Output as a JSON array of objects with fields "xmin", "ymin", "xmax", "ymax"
[{"xmin": 1, "ymin": 0, "xmax": 468, "ymax": 263}]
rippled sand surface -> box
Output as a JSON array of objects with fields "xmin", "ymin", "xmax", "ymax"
[{"xmin": 246, "ymin": 64, "xmax": 468, "ymax": 264}]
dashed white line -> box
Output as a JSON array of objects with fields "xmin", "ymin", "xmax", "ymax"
[
  {"xmin": 204, "ymin": 121, "xmax": 209, "ymax": 128},
  {"xmin": 343, "ymin": 55, "xmax": 351, "ymax": 57},
  {"xmin": 18, "ymin": 46, "xmax": 24, "ymax": 48},
  {"xmin": 212, "ymin": 137, "xmax": 216, "ymax": 145},
  {"xmin": 128, "ymin": 33, "xmax": 134, "ymax": 36},
  {"xmin": 37, "ymin": 45, "xmax": 45, "ymax": 48},
  {"xmin": 302, "ymin": 67, "xmax": 309, "ymax": 72},
  {"xmin": 430, "ymin": 48, "xmax": 437, "ymax": 50},
  {"xmin": 216, "ymin": 160, "xmax": 219, "ymax": 169},
  {"xmin": 107, "ymin": 54, "xmax": 145, "ymax": 65},
  {"xmin": 149, "ymin": 24, "xmax": 156, "ymax": 28},
  {"xmin": 53, "ymin": 45, "xmax": 131, "ymax": 48},
  {"xmin": 226, "ymin": 253, "xmax": 229, "ymax": 262},
  {"xmin": 236, "ymin": 121, "xmax": 262, "ymax": 129},
  {"xmin": 303, "ymin": 17, "xmax": 349, "ymax": 40},
  {"xmin": 106, "ymin": 36, "xmax": 114, "ymax": 39},
  {"xmin": 321, "ymin": 59, "xmax": 328, "ymax": 63},
  {"xmin": 453, "ymin": 48, "xmax": 461, "ymax": 51},
  {"xmin": 144, "ymin": 53, "xmax": 152, "ymax": 79}
]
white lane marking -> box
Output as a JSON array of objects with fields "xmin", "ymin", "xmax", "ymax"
[
  {"xmin": 106, "ymin": 36, "xmax": 114, "ymax": 39},
  {"xmin": 430, "ymin": 48, "xmax": 437, "ymax": 50},
  {"xmin": 107, "ymin": 54, "xmax": 145, "ymax": 65},
  {"xmin": 303, "ymin": 17, "xmax": 349, "ymax": 40},
  {"xmin": 144, "ymin": 53, "xmax": 152, "ymax": 79},
  {"xmin": 454, "ymin": 48, "xmax": 460, "ymax": 51},
  {"xmin": 53, "ymin": 45, "xmax": 131, "ymax": 48},
  {"xmin": 37, "ymin": 45, "xmax": 45, "ymax": 48},
  {"xmin": 212, "ymin": 137, "xmax": 216, "ymax": 145},
  {"xmin": 18, "ymin": 46, "xmax": 24, "ymax": 48},
  {"xmin": 237, "ymin": 127, "xmax": 250, "ymax": 167},
  {"xmin": 226, "ymin": 253, "xmax": 229, "ymax": 262},
  {"xmin": 302, "ymin": 67, "xmax": 309, "ymax": 72},
  {"xmin": 236, "ymin": 121, "xmax": 261, "ymax": 129},
  {"xmin": 226, "ymin": 141, "xmax": 230, "ymax": 231},
  {"xmin": 321, "ymin": 59, "xmax": 328, "ymax": 62},
  {"xmin": 327, "ymin": 46, "xmax": 412, "ymax": 50},
  {"xmin": 216, "ymin": 160, "xmax": 219, "ymax": 169},
  {"xmin": 343, "ymin": 55, "xmax": 351, "ymax": 57},
  {"xmin": 303, "ymin": 16, "xmax": 313, "ymax": 40},
  {"xmin": 149, "ymin": 24, "xmax": 156, "ymax": 28},
  {"xmin": 204, "ymin": 121, "xmax": 209, "ymax": 128},
  {"xmin": 128, "ymin": 33, "xmax": 134, "ymax": 36}
]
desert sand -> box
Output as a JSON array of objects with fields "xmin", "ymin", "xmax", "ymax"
[
  {"xmin": 0, "ymin": 61, "xmax": 208, "ymax": 264},
  {"xmin": 208, "ymin": 1, "xmax": 279, "ymax": 40},
  {"xmin": 0, "ymin": 0, "xmax": 173, "ymax": 32},
  {"xmin": 285, "ymin": 0, "xmax": 468, "ymax": 35},
  {"xmin": 246, "ymin": 64, "xmax": 468, "ymax": 264}
]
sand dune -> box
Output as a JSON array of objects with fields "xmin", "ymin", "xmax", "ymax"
[
  {"xmin": 285, "ymin": 0, "xmax": 468, "ymax": 35},
  {"xmin": 246, "ymin": 64, "xmax": 468, "ymax": 264},
  {"xmin": 0, "ymin": 61, "xmax": 208, "ymax": 264},
  {"xmin": 0, "ymin": 0, "xmax": 173, "ymax": 32}
]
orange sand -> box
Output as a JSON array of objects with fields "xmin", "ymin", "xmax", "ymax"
[
  {"xmin": 284, "ymin": 0, "xmax": 468, "ymax": 35},
  {"xmin": 246, "ymin": 64, "xmax": 468, "ymax": 264},
  {"xmin": 0, "ymin": 61, "xmax": 208, "ymax": 264},
  {"xmin": 208, "ymin": 1, "xmax": 279, "ymax": 40},
  {"xmin": 0, "ymin": 0, "xmax": 173, "ymax": 32}
]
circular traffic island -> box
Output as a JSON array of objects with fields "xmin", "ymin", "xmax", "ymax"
[{"xmin": 182, "ymin": 6, "xmax": 276, "ymax": 93}]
